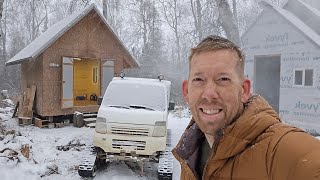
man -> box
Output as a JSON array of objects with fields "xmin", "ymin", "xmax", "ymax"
[{"xmin": 172, "ymin": 35, "xmax": 320, "ymax": 180}]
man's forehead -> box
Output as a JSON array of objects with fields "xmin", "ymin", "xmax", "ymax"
[
  {"xmin": 191, "ymin": 51, "xmax": 239, "ymax": 65},
  {"xmin": 192, "ymin": 71, "xmax": 231, "ymax": 76},
  {"xmin": 191, "ymin": 50, "xmax": 240, "ymax": 62}
]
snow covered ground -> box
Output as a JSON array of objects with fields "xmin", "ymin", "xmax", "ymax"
[{"xmin": 0, "ymin": 106, "xmax": 190, "ymax": 180}]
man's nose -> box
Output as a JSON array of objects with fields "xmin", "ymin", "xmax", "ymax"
[{"xmin": 201, "ymin": 81, "xmax": 219, "ymax": 102}]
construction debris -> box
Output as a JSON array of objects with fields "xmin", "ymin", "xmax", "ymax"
[
  {"xmin": 0, "ymin": 148, "xmax": 18, "ymax": 160},
  {"xmin": 56, "ymin": 139, "xmax": 85, "ymax": 151},
  {"xmin": 21, "ymin": 144, "xmax": 30, "ymax": 159},
  {"xmin": 41, "ymin": 164, "xmax": 59, "ymax": 177}
]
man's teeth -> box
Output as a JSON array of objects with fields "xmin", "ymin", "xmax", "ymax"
[{"xmin": 203, "ymin": 109, "xmax": 220, "ymax": 115}]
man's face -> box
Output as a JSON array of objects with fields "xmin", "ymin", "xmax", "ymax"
[{"xmin": 182, "ymin": 50, "xmax": 251, "ymax": 136}]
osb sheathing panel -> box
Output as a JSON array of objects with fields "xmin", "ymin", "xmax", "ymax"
[
  {"xmin": 20, "ymin": 55, "xmax": 43, "ymax": 115},
  {"xmin": 39, "ymin": 10, "xmax": 135, "ymax": 116}
]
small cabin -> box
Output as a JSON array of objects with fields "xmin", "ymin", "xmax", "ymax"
[
  {"xmin": 242, "ymin": 0, "xmax": 320, "ymax": 134},
  {"xmin": 6, "ymin": 4, "xmax": 139, "ymax": 119}
]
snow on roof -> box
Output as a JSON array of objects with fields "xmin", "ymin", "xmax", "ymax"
[
  {"xmin": 272, "ymin": 6, "xmax": 320, "ymax": 47},
  {"xmin": 6, "ymin": 4, "xmax": 139, "ymax": 67},
  {"xmin": 242, "ymin": 1, "xmax": 320, "ymax": 48},
  {"xmin": 298, "ymin": 0, "xmax": 320, "ymax": 18}
]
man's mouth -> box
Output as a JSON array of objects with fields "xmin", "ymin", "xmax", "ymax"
[{"xmin": 200, "ymin": 108, "xmax": 222, "ymax": 115}]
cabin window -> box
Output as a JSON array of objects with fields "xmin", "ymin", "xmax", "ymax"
[
  {"xmin": 294, "ymin": 69, "xmax": 313, "ymax": 87},
  {"xmin": 294, "ymin": 70, "xmax": 303, "ymax": 85}
]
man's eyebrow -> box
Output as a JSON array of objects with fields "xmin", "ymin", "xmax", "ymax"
[
  {"xmin": 217, "ymin": 72, "xmax": 231, "ymax": 76},
  {"xmin": 193, "ymin": 72, "xmax": 203, "ymax": 76}
]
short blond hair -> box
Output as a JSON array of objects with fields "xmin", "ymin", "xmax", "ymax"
[{"xmin": 189, "ymin": 35, "xmax": 245, "ymax": 77}]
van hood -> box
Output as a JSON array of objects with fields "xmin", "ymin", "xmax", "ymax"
[{"xmin": 98, "ymin": 106, "xmax": 166, "ymax": 125}]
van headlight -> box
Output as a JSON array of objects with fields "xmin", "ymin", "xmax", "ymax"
[
  {"xmin": 95, "ymin": 117, "xmax": 107, "ymax": 134},
  {"xmin": 152, "ymin": 121, "xmax": 166, "ymax": 137}
]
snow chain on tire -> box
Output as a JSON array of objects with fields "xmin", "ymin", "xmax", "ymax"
[
  {"xmin": 78, "ymin": 145, "xmax": 97, "ymax": 177},
  {"xmin": 158, "ymin": 129, "xmax": 174, "ymax": 180}
]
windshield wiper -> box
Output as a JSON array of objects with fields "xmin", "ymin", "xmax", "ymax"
[
  {"xmin": 107, "ymin": 105, "xmax": 129, "ymax": 109},
  {"xmin": 129, "ymin": 105, "xmax": 154, "ymax": 111}
]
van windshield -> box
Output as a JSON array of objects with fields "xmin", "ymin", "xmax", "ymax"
[{"xmin": 104, "ymin": 82, "xmax": 167, "ymax": 111}]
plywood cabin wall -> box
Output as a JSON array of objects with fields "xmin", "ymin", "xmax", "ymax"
[
  {"xmin": 21, "ymin": 55, "xmax": 43, "ymax": 116},
  {"xmin": 35, "ymin": 10, "xmax": 135, "ymax": 117}
]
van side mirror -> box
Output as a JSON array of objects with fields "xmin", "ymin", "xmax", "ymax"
[
  {"xmin": 97, "ymin": 97, "xmax": 103, "ymax": 105},
  {"xmin": 168, "ymin": 101, "xmax": 175, "ymax": 111}
]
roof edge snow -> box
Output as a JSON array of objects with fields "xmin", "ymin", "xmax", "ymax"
[{"xmin": 241, "ymin": 0, "xmax": 320, "ymax": 48}]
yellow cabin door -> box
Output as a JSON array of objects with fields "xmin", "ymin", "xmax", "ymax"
[{"xmin": 73, "ymin": 58, "xmax": 100, "ymax": 106}]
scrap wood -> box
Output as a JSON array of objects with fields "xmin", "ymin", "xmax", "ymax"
[
  {"xmin": 21, "ymin": 144, "xmax": 30, "ymax": 159},
  {"xmin": 0, "ymin": 148, "xmax": 18, "ymax": 160},
  {"xmin": 12, "ymin": 101, "xmax": 19, "ymax": 118},
  {"xmin": 56, "ymin": 140, "xmax": 85, "ymax": 151},
  {"xmin": 0, "ymin": 147, "xmax": 18, "ymax": 154},
  {"xmin": 56, "ymin": 144, "xmax": 85, "ymax": 151},
  {"xmin": 40, "ymin": 164, "xmax": 59, "ymax": 177}
]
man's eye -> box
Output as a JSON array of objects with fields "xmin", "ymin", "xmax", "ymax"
[
  {"xmin": 193, "ymin": 77, "xmax": 203, "ymax": 81},
  {"xmin": 216, "ymin": 77, "xmax": 231, "ymax": 86},
  {"xmin": 192, "ymin": 77, "xmax": 204, "ymax": 86},
  {"xmin": 219, "ymin": 77, "xmax": 230, "ymax": 81}
]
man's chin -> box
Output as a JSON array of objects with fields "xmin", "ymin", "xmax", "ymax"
[{"xmin": 201, "ymin": 127, "xmax": 219, "ymax": 136}]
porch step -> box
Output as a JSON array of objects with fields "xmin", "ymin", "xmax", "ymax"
[
  {"xmin": 83, "ymin": 117, "xmax": 96, "ymax": 121},
  {"xmin": 86, "ymin": 123, "xmax": 96, "ymax": 128},
  {"xmin": 83, "ymin": 113, "xmax": 97, "ymax": 118},
  {"xmin": 84, "ymin": 118, "xmax": 96, "ymax": 124},
  {"xmin": 73, "ymin": 112, "xmax": 97, "ymax": 128},
  {"xmin": 84, "ymin": 117, "xmax": 96, "ymax": 128}
]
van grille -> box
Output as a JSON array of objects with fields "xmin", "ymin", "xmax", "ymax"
[
  {"xmin": 111, "ymin": 126, "xmax": 149, "ymax": 136},
  {"xmin": 112, "ymin": 139, "xmax": 146, "ymax": 151}
]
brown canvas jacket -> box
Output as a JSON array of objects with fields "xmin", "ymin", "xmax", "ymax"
[{"xmin": 172, "ymin": 95, "xmax": 320, "ymax": 180}]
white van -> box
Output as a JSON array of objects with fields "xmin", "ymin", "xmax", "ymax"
[{"xmin": 93, "ymin": 75, "xmax": 174, "ymax": 162}]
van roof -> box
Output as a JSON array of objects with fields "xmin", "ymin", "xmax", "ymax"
[{"xmin": 111, "ymin": 77, "xmax": 171, "ymax": 91}]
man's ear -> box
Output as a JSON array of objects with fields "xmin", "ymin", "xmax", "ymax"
[
  {"xmin": 241, "ymin": 79, "xmax": 251, "ymax": 103},
  {"xmin": 182, "ymin": 80, "xmax": 189, "ymax": 102}
]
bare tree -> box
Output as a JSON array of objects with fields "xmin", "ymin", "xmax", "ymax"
[
  {"xmin": 0, "ymin": 0, "xmax": 6, "ymax": 84},
  {"xmin": 42, "ymin": 2, "xmax": 48, "ymax": 32},
  {"xmin": 190, "ymin": 0, "xmax": 203, "ymax": 41},
  {"xmin": 0, "ymin": 0, "xmax": 4, "ymax": 20},
  {"xmin": 236, "ymin": 0, "xmax": 261, "ymax": 35},
  {"xmin": 232, "ymin": 0, "xmax": 238, "ymax": 25},
  {"xmin": 159, "ymin": 0, "xmax": 183, "ymax": 64},
  {"xmin": 19, "ymin": 0, "xmax": 50, "ymax": 42},
  {"xmin": 30, "ymin": 0, "xmax": 39, "ymax": 41},
  {"xmin": 125, "ymin": 0, "xmax": 166, "ymax": 78},
  {"xmin": 0, "ymin": 0, "xmax": 6, "ymax": 62},
  {"xmin": 216, "ymin": 0, "xmax": 240, "ymax": 45},
  {"xmin": 103, "ymin": 0, "xmax": 123, "ymax": 35},
  {"xmin": 69, "ymin": 0, "xmax": 89, "ymax": 14}
]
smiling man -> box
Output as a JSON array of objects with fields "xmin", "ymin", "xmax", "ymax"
[{"xmin": 172, "ymin": 35, "xmax": 320, "ymax": 180}]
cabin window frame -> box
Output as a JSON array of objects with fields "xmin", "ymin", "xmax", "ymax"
[{"xmin": 293, "ymin": 68, "xmax": 314, "ymax": 87}]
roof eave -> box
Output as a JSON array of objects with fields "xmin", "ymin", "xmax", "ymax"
[
  {"xmin": 5, "ymin": 57, "xmax": 32, "ymax": 66},
  {"xmin": 6, "ymin": 5, "xmax": 96, "ymax": 66}
]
